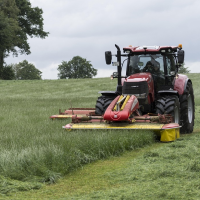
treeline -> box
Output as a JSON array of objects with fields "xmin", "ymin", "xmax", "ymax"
[
  {"xmin": 3, "ymin": 60, "xmax": 42, "ymax": 80},
  {"xmin": 5, "ymin": 56, "xmax": 97, "ymax": 80},
  {"xmin": 3, "ymin": 56, "xmax": 190, "ymax": 80}
]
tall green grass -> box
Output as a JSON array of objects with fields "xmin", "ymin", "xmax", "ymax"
[
  {"xmin": 0, "ymin": 78, "xmax": 155, "ymax": 195},
  {"xmin": 0, "ymin": 129, "xmax": 154, "ymax": 181},
  {"xmin": 0, "ymin": 73, "xmax": 199, "ymax": 195}
]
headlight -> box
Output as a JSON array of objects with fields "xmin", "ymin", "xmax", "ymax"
[
  {"xmin": 134, "ymin": 93, "xmax": 147, "ymax": 99},
  {"xmin": 170, "ymin": 71, "xmax": 175, "ymax": 76}
]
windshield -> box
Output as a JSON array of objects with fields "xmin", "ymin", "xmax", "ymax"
[{"xmin": 127, "ymin": 54, "xmax": 164, "ymax": 76}]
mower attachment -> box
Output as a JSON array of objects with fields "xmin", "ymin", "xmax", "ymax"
[{"xmin": 50, "ymin": 95, "xmax": 181, "ymax": 142}]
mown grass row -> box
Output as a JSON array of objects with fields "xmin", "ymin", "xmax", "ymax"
[
  {"xmin": 0, "ymin": 78, "xmax": 155, "ymax": 195},
  {"xmin": 74, "ymin": 132, "xmax": 200, "ymax": 200}
]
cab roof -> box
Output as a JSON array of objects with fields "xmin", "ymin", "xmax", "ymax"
[{"xmin": 123, "ymin": 45, "xmax": 178, "ymax": 54}]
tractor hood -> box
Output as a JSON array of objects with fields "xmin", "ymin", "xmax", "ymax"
[
  {"xmin": 122, "ymin": 73, "xmax": 152, "ymax": 85},
  {"xmin": 121, "ymin": 72, "xmax": 154, "ymax": 102}
]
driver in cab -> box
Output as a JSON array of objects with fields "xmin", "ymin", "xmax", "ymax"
[{"xmin": 143, "ymin": 61, "xmax": 160, "ymax": 73}]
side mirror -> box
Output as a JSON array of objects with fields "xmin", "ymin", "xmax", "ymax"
[
  {"xmin": 113, "ymin": 72, "xmax": 118, "ymax": 78},
  {"xmin": 177, "ymin": 50, "xmax": 184, "ymax": 64},
  {"xmin": 110, "ymin": 72, "xmax": 118, "ymax": 79},
  {"xmin": 105, "ymin": 51, "xmax": 112, "ymax": 65}
]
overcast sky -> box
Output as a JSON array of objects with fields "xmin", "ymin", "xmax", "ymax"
[{"xmin": 5, "ymin": 0, "xmax": 200, "ymax": 79}]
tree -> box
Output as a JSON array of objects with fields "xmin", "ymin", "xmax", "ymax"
[
  {"xmin": 2, "ymin": 64, "xmax": 15, "ymax": 80},
  {"xmin": 0, "ymin": 0, "xmax": 20, "ymax": 77},
  {"xmin": 57, "ymin": 56, "xmax": 97, "ymax": 79},
  {"xmin": 0, "ymin": 0, "xmax": 49, "ymax": 78},
  {"xmin": 13, "ymin": 60, "xmax": 42, "ymax": 80},
  {"xmin": 178, "ymin": 63, "xmax": 190, "ymax": 74}
]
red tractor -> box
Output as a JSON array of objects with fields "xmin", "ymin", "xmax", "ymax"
[{"xmin": 95, "ymin": 44, "xmax": 195, "ymax": 134}]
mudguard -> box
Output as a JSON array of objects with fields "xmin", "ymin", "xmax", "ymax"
[
  {"xmin": 158, "ymin": 90, "xmax": 179, "ymax": 96},
  {"xmin": 174, "ymin": 74, "xmax": 192, "ymax": 95},
  {"xmin": 98, "ymin": 91, "xmax": 118, "ymax": 96}
]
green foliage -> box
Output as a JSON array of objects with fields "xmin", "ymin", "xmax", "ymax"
[
  {"xmin": 15, "ymin": 0, "xmax": 49, "ymax": 39},
  {"xmin": 0, "ymin": 0, "xmax": 20, "ymax": 52},
  {"xmin": 0, "ymin": 0, "xmax": 49, "ymax": 78},
  {"xmin": 13, "ymin": 60, "xmax": 42, "ymax": 80},
  {"xmin": 2, "ymin": 65, "xmax": 15, "ymax": 80},
  {"xmin": 178, "ymin": 63, "xmax": 190, "ymax": 74},
  {"xmin": 57, "ymin": 56, "xmax": 97, "ymax": 79},
  {"xmin": 0, "ymin": 0, "xmax": 20, "ymax": 76}
]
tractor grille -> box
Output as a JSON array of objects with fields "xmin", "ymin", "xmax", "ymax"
[{"xmin": 122, "ymin": 81, "xmax": 148, "ymax": 95}]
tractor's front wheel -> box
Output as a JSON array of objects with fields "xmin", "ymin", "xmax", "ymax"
[
  {"xmin": 95, "ymin": 96, "xmax": 116, "ymax": 115},
  {"xmin": 179, "ymin": 82, "xmax": 195, "ymax": 133},
  {"xmin": 156, "ymin": 95, "xmax": 180, "ymax": 124}
]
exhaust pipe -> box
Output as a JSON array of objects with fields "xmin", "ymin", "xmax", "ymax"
[{"xmin": 115, "ymin": 44, "xmax": 122, "ymax": 94}]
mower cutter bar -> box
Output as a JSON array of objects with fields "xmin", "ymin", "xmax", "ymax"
[
  {"xmin": 50, "ymin": 115, "xmax": 83, "ymax": 119},
  {"xmin": 62, "ymin": 122, "xmax": 181, "ymax": 142}
]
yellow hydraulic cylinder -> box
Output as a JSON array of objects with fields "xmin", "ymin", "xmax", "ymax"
[
  {"xmin": 120, "ymin": 95, "xmax": 131, "ymax": 110},
  {"xmin": 113, "ymin": 95, "xmax": 124, "ymax": 111}
]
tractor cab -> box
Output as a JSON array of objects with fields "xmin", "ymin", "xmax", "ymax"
[{"xmin": 126, "ymin": 52, "xmax": 176, "ymax": 94}]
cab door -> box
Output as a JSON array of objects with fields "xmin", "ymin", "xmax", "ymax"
[{"xmin": 164, "ymin": 54, "xmax": 176, "ymax": 88}]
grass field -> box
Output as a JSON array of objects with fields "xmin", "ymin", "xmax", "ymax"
[
  {"xmin": 0, "ymin": 77, "xmax": 156, "ymax": 196},
  {"xmin": 0, "ymin": 73, "xmax": 199, "ymax": 199}
]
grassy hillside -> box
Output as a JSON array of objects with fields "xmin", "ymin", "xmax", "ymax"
[
  {"xmin": 0, "ymin": 78, "xmax": 155, "ymax": 196},
  {"xmin": 0, "ymin": 73, "xmax": 199, "ymax": 197}
]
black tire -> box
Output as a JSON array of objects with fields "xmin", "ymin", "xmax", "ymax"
[
  {"xmin": 95, "ymin": 95, "xmax": 116, "ymax": 115},
  {"xmin": 156, "ymin": 95, "xmax": 180, "ymax": 124},
  {"xmin": 179, "ymin": 82, "xmax": 195, "ymax": 133}
]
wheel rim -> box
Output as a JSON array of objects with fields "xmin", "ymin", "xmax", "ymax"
[
  {"xmin": 188, "ymin": 94, "xmax": 193, "ymax": 123},
  {"xmin": 174, "ymin": 105, "xmax": 179, "ymax": 124}
]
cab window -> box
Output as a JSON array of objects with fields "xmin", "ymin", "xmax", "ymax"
[
  {"xmin": 127, "ymin": 54, "xmax": 164, "ymax": 75},
  {"xmin": 165, "ymin": 55, "xmax": 176, "ymax": 75}
]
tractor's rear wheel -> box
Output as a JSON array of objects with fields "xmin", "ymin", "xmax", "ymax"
[
  {"xmin": 156, "ymin": 95, "xmax": 180, "ymax": 124},
  {"xmin": 95, "ymin": 96, "xmax": 116, "ymax": 115},
  {"xmin": 179, "ymin": 82, "xmax": 195, "ymax": 133}
]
